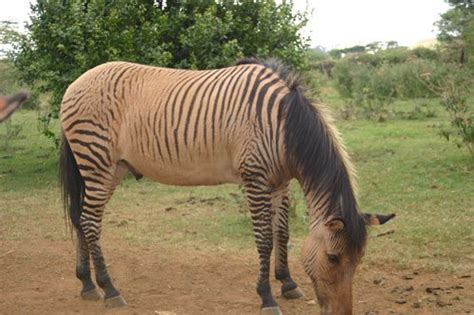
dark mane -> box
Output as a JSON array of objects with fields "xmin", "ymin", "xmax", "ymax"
[
  {"xmin": 235, "ymin": 57, "xmax": 300, "ymax": 90},
  {"xmin": 237, "ymin": 57, "xmax": 367, "ymax": 255}
]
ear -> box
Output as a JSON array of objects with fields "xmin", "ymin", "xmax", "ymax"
[
  {"xmin": 325, "ymin": 216, "xmax": 345, "ymax": 232},
  {"xmin": 362, "ymin": 213, "xmax": 396, "ymax": 225}
]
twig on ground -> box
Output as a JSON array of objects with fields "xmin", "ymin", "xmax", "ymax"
[
  {"xmin": 375, "ymin": 229, "xmax": 395, "ymax": 238},
  {"xmin": 0, "ymin": 249, "xmax": 14, "ymax": 258}
]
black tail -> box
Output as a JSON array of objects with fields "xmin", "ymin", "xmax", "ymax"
[{"xmin": 59, "ymin": 134, "xmax": 84, "ymax": 230}]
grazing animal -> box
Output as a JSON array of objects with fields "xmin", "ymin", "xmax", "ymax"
[
  {"xmin": 0, "ymin": 91, "xmax": 28, "ymax": 122},
  {"xmin": 59, "ymin": 59, "xmax": 394, "ymax": 315}
]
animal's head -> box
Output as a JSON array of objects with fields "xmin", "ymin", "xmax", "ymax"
[
  {"xmin": 0, "ymin": 92, "xmax": 28, "ymax": 123},
  {"xmin": 302, "ymin": 212, "xmax": 395, "ymax": 314}
]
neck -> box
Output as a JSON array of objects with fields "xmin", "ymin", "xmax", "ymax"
[
  {"xmin": 302, "ymin": 183, "xmax": 332, "ymax": 231},
  {"xmin": 300, "ymin": 171, "xmax": 358, "ymax": 232}
]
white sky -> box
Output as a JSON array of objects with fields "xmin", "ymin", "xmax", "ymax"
[
  {"xmin": 298, "ymin": 0, "xmax": 450, "ymax": 49},
  {"xmin": 0, "ymin": 0, "xmax": 450, "ymax": 50}
]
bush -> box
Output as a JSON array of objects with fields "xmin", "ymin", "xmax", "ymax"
[
  {"xmin": 15, "ymin": 0, "xmax": 309, "ymax": 106},
  {"xmin": 180, "ymin": 8, "xmax": 243, "ymax": 69},
  {"xmin": 334, "ymin": 61, "xmax": 396, "ymax": 121},
  {"xmin": 13, "ymin": 0, "xmax": 309, "ymax": 145},
  {"xmin": 410, "ymin": 47, "xmax": 440, "ymax": 61},
  {"xmin": 307, "ymin": 49, "xmax": 335, "ymax": 77},
  {"xmin": 437, "ymin": 69, "xmax": 473, "ymax": 157},
  {"xmin": 333, "ymin": 54, "xmax": 452, "ymax": 122},
  {"xmin": 396, "ymin": 100, "xmax": 437, "ymax": 120},
  {"xmin": 342, "ymin": 47, "xmax": 439, "ymax": 68},
  {"xmin": 332, "ymin": 59, "xmax": 369, "ymax": 98},
  {"xmin": 392, "ymin": 60, "xmax": 449, "ymax": 98},
  {"xmin": 1, "ymin": 118, "xmax": 24, "ymax": 151},
  {"xmin": 333, "ymin": 58, "xmax": 450, "ymax": 101}
]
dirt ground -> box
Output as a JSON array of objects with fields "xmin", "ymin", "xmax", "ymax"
[{"xmin": 0, "ymin": 239, "xmax": 472, "ymax": 315}]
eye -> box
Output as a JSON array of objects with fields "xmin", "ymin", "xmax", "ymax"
[{"xmin": 327, "ymin": 254, "xmax": 340, "ymax": 265}]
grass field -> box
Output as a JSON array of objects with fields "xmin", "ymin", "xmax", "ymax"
[{"xmin": 1, "ymin": 86, "xmax": 472, "ymax": 275}]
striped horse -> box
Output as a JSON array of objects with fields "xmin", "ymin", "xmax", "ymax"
[
  {"xmin": 59, "ymin": 59, "xmax": 394, "ymax": 315},
  {"xmin": 0, "ymin": 92, "xmax": 28, "ymax": 123}
]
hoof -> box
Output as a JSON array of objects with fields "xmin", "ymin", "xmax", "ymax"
[
  {"xmin": 282, "ymin": 287, "xmax": 305, "ymax": 299},
  {"xmin": 261, "ymin": 306, "xmax": 283, "ymax": 315},
  {"xmin": 105, "ymin": 294, "xmax": 128, "ymax": 308},
  {"xmin": 81, "ymin": 288, "xmax": 103, "ymax": 301}
]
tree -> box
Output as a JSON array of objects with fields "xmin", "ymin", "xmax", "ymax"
[
  {"xmin": 329, "ymin": 45, "xmax": 366, "ymax": 59},
  {"xmin": 432, "ymin": 1, "xmax": 474, "ymax": 157},
  {"xmin": 344, "ymin": 45, "xmax": 366, "ymax": 54},
  {"xmin": 0, "ymin": 21, "xmax": 21, "ymax": 58},
  {"xmin": 13, "ymin": 0, "xmax": 309, "ymax": 128},
  {"xmin": 0, "ymin": 21, "xmax": 40, "ymax": 110},
  {"xmin": 365, "ymin": 41, "xmax": 382, "ymax": 53},
  {"xmin": 435, "ymin": 0, "xmax": 474, "ymax": 64},
  {"xmin": 386, "ymin": 41, "xmax": 399, "ymax": 50}
]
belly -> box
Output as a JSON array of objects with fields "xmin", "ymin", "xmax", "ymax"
[{"xmin": 124, "ymin": 153, "xmax": 241, "ymax": 186}]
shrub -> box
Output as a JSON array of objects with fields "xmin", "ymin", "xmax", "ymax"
[
  {"xmin": 332, "ymin": 59, "xmax": 371, "ymax": 98},
  {"xmin": 410, "ymin": 47, "xmax": 440, "ymax": 61},
  {"xmin": 307, "ymin": 49, "xmax": 335, "ymax": 78},
  {"xmin": 396, "ymin": 100, "xmax": 437, "ymax": 120},
  {"xmin": 437, "ymin": 69, "xmax": 473, "ymax": 157},
  {"xmin": 13, "ymin": 1, "xmax": 310, "ymax": 145},
  {"xmin": 355, "ymin": 88, "xmax": 395, "ymax": 122},
  {"xmin": 393, "ymin": 60, "xmax": 449, "ymax": 98},
  {"xmin": 374, "ymin": 47, "xmax": 410, "ymax": 65},
  {"xmin": 333, "ymin": 58, "xmax": 450, "ymax": 101},
  {"xmin": 15, "ymin": 1, "xmax": 310, "ymax": 114},
  {"xmin": 1, "ymin": 118, "xmax": 24, "ymax": 151}
]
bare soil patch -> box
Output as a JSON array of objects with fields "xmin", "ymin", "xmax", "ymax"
[{"xmin": 0, "ymin": 239, "xmax": 472, "ymax": 314}]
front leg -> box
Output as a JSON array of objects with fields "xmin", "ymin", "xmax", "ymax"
[
  {"xmin": 272, "ymin": 184, "xmax": 305, "ymax": 300},
  {"xmin": 242, "ymin": 175, "xmax": 282, "ymax": 315}
]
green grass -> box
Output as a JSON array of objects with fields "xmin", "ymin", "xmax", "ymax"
[
  {"xmin": 0, "ymin": 91, "xmax": 472, "ymax": 273},
  {"xmin": 341, "ymin": 119, "xmax": 473, "ymax": 271}
]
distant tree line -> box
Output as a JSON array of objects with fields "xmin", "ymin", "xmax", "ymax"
[{"xmin": 327, "ymin": 41, "xmax": 400, "ymax": 59}]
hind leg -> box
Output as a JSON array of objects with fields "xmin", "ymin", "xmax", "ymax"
[
  {"xmin": 272, "ymin": 184, "xmax": 304, "ymax": 300},
  {"xmin": 79, "ymin": 163, "xmax": 128, "ymax": 307},
  {"xmin": 75, "ymin": 227, "xmax": 102, "ymax": 300},
  {"xmin": 85, "ymin": 228, "xmax": 126, "ymax": 307}
]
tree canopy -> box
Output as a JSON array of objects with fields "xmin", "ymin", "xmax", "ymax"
[
  {"xmin": 435, "ymin": 0, "xmax": 474, "ymax": 65},
  {"xmin": 13, "ymin": 0, "xmax": 309, "ymax": 119},
  {"xmin": 0, "ymin": 21, "xmax": 21, "ymax": 58}
]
